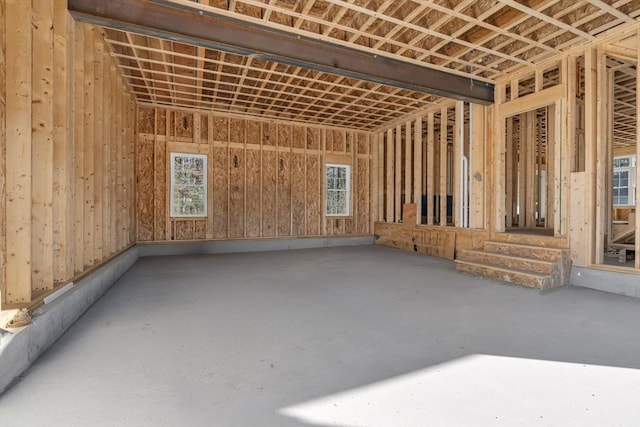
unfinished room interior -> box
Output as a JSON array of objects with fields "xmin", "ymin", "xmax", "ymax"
[{"xmin": 1, "ymin": 0, "xmax": 639, "ymax": 425}]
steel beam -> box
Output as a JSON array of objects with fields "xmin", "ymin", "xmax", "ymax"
[{"xmin": 68, "ymin": 0, "xmax": 494, "ymax": 104}]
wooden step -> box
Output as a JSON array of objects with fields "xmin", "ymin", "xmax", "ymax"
[
  {"xmin": 483, "ymin": 241, "xmax": 565, "ymax": 262},
  {"xmin": 457, "ymin": 250, "xmax": 556, "ymax": 275},
  {"xmin": 455, "ymin": 260, "xmax": 555, "ymax": 290}
]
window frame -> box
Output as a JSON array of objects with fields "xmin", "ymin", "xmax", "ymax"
[
  {"xmin": 324, "ymin": 163, "xmax": 351, "ymax": 217},
  {"xmin": 612, "ymin": 155, "xmax": 636, "ymax": 207},
  {"xmin": 170, "ymin": 152, "xmax": 208, "ymax": 218}
]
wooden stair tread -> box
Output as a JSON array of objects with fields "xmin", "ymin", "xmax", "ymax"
[
  {"xmin": 484, "ymin": 240, "xmax": 567, "ymax": 252},
  {"xmin": 459, "ymin": 250, "xmax": 555, "ymax": 265},
  {"xmin": 455, "ymin": 259, "xmax": 550, "ymax": 278}
]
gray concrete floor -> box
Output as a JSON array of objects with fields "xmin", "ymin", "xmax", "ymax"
[{"xmin": 1, "ymin": 245, "xmax": 639, "ymax": 427}]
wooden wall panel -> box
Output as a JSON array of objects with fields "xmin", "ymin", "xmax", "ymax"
[
  {"xmin": 262, "ymin": 150, "xmax": 277, "ymax": 237},
  {"xmin": 154, "ymin": 140, "xmax": 167, "ymax": 240},
  {"xmin": 156, "ymin": 109, "xmax": 167, "ymax": 136},
  {"xmin": 212, "ymin": 146, "xmax": 229, "ymax": 239},
  {"xmin": 0, "ymin": 0, "xmax": 6, "ymax": 301},
  {"xmin": 175, "ymin": 220, "xmax": 194, "ymax": 240},
  {"xmin": 1, "ymin": 4, "xmax": 136, "ymax": 307},
  {"xmin": 195, "ymin": 220, "xmax": 207, "ymax": 240},
  {"xmin": 229, "ymin": 118, "xmax": 244, "ymax": 144},
  {"xmin": 291, "ymin": 152, "xmax": 306, "ymax": 236},
  {"xmin": 212, "ymin": 115, "xmax": 228, "ymax": 142},
  {"xmin": 136, "ymin": 135, "xmax": 155, "ymax": 241},
  {"xmin": 175, "ymin": 111, "xmax": 194, "ymax": 140},
  {"xmin": 93, "ymin": 33, "xmax": 104, "ymax": 261},
  {"xmin": 73, "ymin": 21, "xmax": 85, "ymax": 274},
  {"xmin": 245, "ymin": 149, "xmax": 261, "ymax": 238},
  {"xmin": 229, "ymin": 147, "xmax": 245, "ymax": 239},
  {"xmin": 305, "ymin": 153, "xmax": 321, "ymax": 235},
  {"xmin": 4, "ymin": 0, "xmax": 32, "ymax": 303},
  {"xmin": 31, "ymin": 0, "xmax": 54, "ymax": 292},
  {"xmin": 277, "ymin": 151, "xmax": 292, "ymax": 237},
  {"xmin": 200, "ymin": 114, "xmax": 208, "ymax": 142},
  {"xmin": 136, "ymin": 107, "xmax": 373, "ymax": 243},
  {"xmin": 263, "ymin": 122, "xmax": 276, "ymax": 146},
  {"xmin": 83, "ymin": 25, "xmax": 95, "ymax": 266},
  {"xmin": 357, "ymin": 156, "xmax": 370, "ymax": 235},
  {"xmin": 103, "ymin": 61, "xmax": 113, "ymax": 257}
]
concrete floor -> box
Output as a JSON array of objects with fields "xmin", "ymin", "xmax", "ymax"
[{"xmin": 1, "ymin": 245, "xmax": 639, "ymax": 426}]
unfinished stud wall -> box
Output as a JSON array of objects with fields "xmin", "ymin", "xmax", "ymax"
[
  {"xmin": 372, "ymin": 102, "xmax": 490, "ymax": 258},
  {"xmin": 1, "ymin": 1, "xmax": 136, "ymax": 308},
  {"xmin": 136, "ymin": 106, "xmax": 372, "ymax": 241}
]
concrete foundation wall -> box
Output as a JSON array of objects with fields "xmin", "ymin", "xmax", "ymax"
[
  {"xmin": 571, "ymin": 266, "xmax": 640, "ymax": 298},
  {"xmin": 0, "ymin": 247, "xmax": 139, "ymax": 394},
  {"xmin": 138, "ymin": 236, "xmax": 374, "ymax": 257}
]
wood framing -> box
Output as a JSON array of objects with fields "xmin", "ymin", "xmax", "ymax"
[
  {"xmin": 1, "ymin": 2, "xmax": 136, "ymax": 308},
  {"xmin": 68, "ymin": 0, "xmax": 494, "ymax": 105},
  {"xmin": 135, "ymin": 106, "xmax": 372, "ymax": 241},
  {"xmin": 3, "ymin": 1, "xmax": 640, "ymax": 309}
]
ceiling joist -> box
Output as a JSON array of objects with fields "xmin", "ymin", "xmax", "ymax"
[{"xmin": 68, "ymin": 0, "xmax": 495, "ymax": 104}]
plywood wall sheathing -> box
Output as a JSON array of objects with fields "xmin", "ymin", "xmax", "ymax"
[{"xmin": 137, "ymin": 106, "xmax": 372, "ymax": 241}]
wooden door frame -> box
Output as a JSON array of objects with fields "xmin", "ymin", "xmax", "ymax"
[{"xmin": 493, "ymin": 84, "xmax": 567, "ymax": 238}]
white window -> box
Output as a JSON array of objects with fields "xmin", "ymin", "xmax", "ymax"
[
  {"xmin": 325, "ymin": 163, "xmax": 351, "ymax": 216},
  {"xmin": 613, "ymin": 155, "xmax": 636, "ymax": 206},
  {"xmin": 170, "ymin": 152, "xmax": 207, "ymax": 217}
]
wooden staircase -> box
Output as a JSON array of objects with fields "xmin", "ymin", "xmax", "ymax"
[{"xmin": 455, "ymin": 240, "xmax": 571, "ymax": 290}]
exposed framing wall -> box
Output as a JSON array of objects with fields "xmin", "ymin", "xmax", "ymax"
[
  {"xmin": 371, "ymin": 101, "xmax": 490, "ymax": 258},
  {"xmin": 136, "ymin": 106, "xmax": 373, "ymax": 241},
  {"xmin": 0, "ymin": 1, "xmax": 136, "ymax": 308}
]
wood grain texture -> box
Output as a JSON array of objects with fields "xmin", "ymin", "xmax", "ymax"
[{"xmin": 135, "ymin": 107, "xmax": 372, "ymax": 243}]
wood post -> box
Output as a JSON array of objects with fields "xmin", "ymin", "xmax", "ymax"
[
  {"xmin": 470, "ymin": 104, "xmax": 485, "ymax": 229},
  {"xmin": 439, "ymin": 106, "xmax": 448, "ymax": 226},
  {"xmin": 413, "ymin": 116, "xmax": 422, "ymax": 225}
]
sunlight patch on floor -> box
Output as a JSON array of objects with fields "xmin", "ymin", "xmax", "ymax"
[{"xmin": 279, "ymin": 354, "xmax": 640, "ymax": 427}]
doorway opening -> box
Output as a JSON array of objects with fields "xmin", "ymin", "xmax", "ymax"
[{"xmin": 504, "ymin": 106, "xmax": 554, "ymax": 236}]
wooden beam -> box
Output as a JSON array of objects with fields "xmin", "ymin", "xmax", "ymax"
[
  {"xmin": 594, "ymin": 47, "xmax": 607, "ymax": 262},
  {"xmin": 377, "ymin": 132, "xmax": 384, "ymax": 222},
  {"xmin": 426, "ymin": 113, "xmax": 435, "ymax": 225},
  {"xmin": 404, "ymin": 121, "xmax": 412, "ymax": 207},
  {"xmin": 499, "ymin": 85, "xmax": 565, "ymax": 118},
  {"xmin": 413, "ymin": 116, "xmax": 422, "ymax": 225},
  {"xmin": 470, "ymin": 104, "xmax": 485, "ymax": 229},
  {"xmin": 494, "ymin": 83, "xmax": 506, "ymax": 233},
  {"xmin": 546, "ymin": 105, "xmax": 556, "ymax": 232},
  {"xmin": 525, "ymin": 110, "xmax": 536, "ymax": 228},
  {"xmin": 453, "ymin": 101, "xmax": 462, "ymax": 227},
  {"xmin": 395, "ymin": 125, "xmax": 402, "ymax": 222},
  {"xmin": 68, "ymin": 0, "xmax": 494, "ymax": 104},
  {"xmin": 385, "ymin": 129, "xmax": 393, "ymax": 222},
  {"xmin": 505, "ymin": 117, "xmax": 514, "ymax": 227},
  {"xmin": 439, "ymin": 107, "xmax": 448, "ymax": 227},
  {"xmin": 497, "ymin": 0, "xmax": 594, "ymax": 41},
  {"xmin": 371, "ymin": 133, "xmax": 379, "ymax": 225}
]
